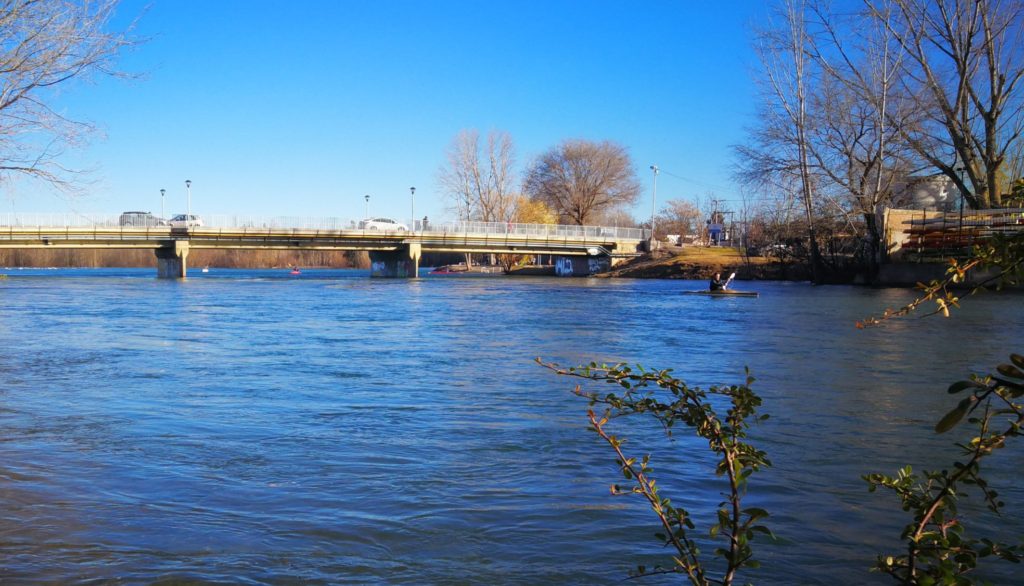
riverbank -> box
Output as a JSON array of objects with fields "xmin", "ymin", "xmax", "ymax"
[
  {"xmin": 598, "ymin": 247, "xmax": 1009, "ymax": 288},
  {"xmin": 505, "ymin": 247, "xmax": 810, "ymax": 280},
  {"xmin": 595, "ymin": 246, "xmax": 810, "ymax": 281}
]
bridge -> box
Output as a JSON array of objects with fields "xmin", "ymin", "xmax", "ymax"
[{"xmin": 0, "ymin": 214, "xmax": 645, "ymax": 278}]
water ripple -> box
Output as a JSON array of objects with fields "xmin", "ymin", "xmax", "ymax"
[{"xmin": 0, "ymin": 269, "xmax": 1021, "ymax": 584}]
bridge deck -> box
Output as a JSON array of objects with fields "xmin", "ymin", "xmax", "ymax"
[{"xmin": 0, "ymin": 225, "xmax": 643, "ymax": 257}]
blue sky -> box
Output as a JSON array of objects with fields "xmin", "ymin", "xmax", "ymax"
[{"xmin": 19, "ymin": 0, "xmax": 765, "ymax": 223}]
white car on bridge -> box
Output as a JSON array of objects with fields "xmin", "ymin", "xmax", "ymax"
[
  {"xmin": 169, "ymin": 214, "xmax": 204, "ymax": 228},
  {"xmin": 359, "ymin": 217, "xmax": 407, "ymax": 231}
]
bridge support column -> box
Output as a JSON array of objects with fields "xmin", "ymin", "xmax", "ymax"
[
  {"xmin": 369, "ymin": 243, "xmax": 421, "ymax": 278},
  {"xmin": 155, "ymin": 241, "xmax": 190, "ymax": 279},
  {"xmin": 554, "ymin": 255, "xmax": 610, "ymax": 277}
]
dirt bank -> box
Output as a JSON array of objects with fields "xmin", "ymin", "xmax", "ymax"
[{"xmin": 597, "ymin": 246, "xmax": 810, "ymax": 281}]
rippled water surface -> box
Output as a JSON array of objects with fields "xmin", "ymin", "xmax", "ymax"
[{"xmin": 1, "ymin": 268, "xmax": 1022, "ymax": 584}]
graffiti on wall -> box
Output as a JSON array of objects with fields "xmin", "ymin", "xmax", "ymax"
[{"xmin": 555, "ymin": 257, "xmax": 575, "ymax": 276}]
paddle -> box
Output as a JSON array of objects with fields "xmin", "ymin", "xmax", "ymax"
[{"xmin": 724, "ymin": 272, "xmax": 736, "ymax": 290}]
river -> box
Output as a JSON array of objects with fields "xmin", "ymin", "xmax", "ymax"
[{"xmin": 0, "ymin": 268, "xmax": 1021, "ymax": 584}]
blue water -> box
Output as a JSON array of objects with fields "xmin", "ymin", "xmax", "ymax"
[{"xmin": 0, "ymin": 268, "xmax": 1022, "ymax": 584}]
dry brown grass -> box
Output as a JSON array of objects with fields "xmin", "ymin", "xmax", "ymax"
[{"xmin": 599, "ymin": 246, "xmax": 793, "ymax": 279}]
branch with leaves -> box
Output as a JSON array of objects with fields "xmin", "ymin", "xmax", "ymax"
[
  {"xmin": 539, "ymin": 359, "xmax": 772, "ymax": 586},
  {"xmin": 865, "ymin": 353, "xmax": 1024, "ymax": 582},
  {"xmin": 857, "ymin": 232, "xmax": 1024, "ymax": 327},
  {"xmin": 858, "ymin": 229, "xmax": 1024, "ymax": 583}
]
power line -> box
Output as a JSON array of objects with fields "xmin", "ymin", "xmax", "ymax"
[{"xmin": 654, "ymin": 167, "xmax": 744, "ymax": 199}]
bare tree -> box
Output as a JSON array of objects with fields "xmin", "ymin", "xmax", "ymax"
[
  {"xmin": 868, "ymin": 0, "xmax": 1024, "ymax": 208},
  {"xmin": 437, "ymin": 129, "xmax": 518, "ymax": 223},
  {"xmin": 0, "ymin": 0, "xmax": 136, "ymax": 191},
  {"xmin": 593, "ymin": 208, "xmax": 638, "ymax": 229},
  {"xmin": 523, "ymin": 139, "xmax": 640, "ymax": 225},
  {"xmin": 804, "ymin": 0, "xmax": 918, "ymax": 276},
  {"xmin": 740, "ymin": 0, "xmax": 827, "ymax": 282},
  {"xmin": 657, "ymin": 198, "xmax": 702, "ymax": 242}
]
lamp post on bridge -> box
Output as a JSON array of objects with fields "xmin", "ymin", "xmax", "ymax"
[
  {"xmin": 160, "ymin": 189, "xmax": 165, "ymax": 219},
  {"xmin": 185, "ymin": 180, "xmax": 192, "ymax": 223},
  {"xmin": 649, "ymin": 164, "xmax": 659, "ymax": 247},
  {"xmin": 410, "ymin": 186, "xmax": 416, "ymax": 231},
  {"xmin": 364, "ymin": 194, "xmax": 370, "ymax": 220}
]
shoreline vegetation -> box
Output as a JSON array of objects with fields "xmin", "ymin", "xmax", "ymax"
[
  {"xmin": 5, "ymin": 245, "xmax": 972, "ymax": 286},
  {"xmin": 0, "ymin": 245, "xmax": 847, "ymax": 283},
  {"xmin": 0, "ymin": 249, "xmax": 371, "ymax": 270}
]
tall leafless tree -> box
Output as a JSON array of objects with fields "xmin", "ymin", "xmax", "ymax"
[
  {"xmin": 523, "ymin": 139, "xmax": 640, "ymax": 226},
  {"xmin": 437, "ymin": 129, "xmax": 518, "ymax": 223},
  {"xmin": 0, "ymin": 0, "xmax": 136, "ymax": 192},
  {"xmin": 868, "ymin": 0, "xmax": 1024, "ymax": 208},
  {"xmin": 739, "ymin": 0, "xmax": 828, "ymax": 282},
  {"xmin": 805, "ymin": 0, "xmax": 917, "ymax": 276}
]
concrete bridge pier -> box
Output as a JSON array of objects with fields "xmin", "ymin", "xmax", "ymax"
[
  {"xmin": 369, "ymin": 243, "xmax": 421, "ymax": 278},
  {"xmin": 155, "ymin": 241, "xmax": 190, "ymax": 279},
  {"xmin": 554, "ymin": 255, "xmax": 611, "ymax": 276}
]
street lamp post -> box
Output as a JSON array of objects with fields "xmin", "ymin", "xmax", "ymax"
[
  {"xmin": 649, "ymin": 165, "xmax": 659, "ymax": 244},
  {"xmin": 185, "ymin": 180, "xmax": 192, "ymax": 223},
  {"xmin": 160, "ymin": 189, "xmax": 165, "ymax": 219},
  {"xmin": 410, "ymin": 187, "xmax": 416, "ymax": 231},
  {"xmin": 364, "ymin": 194, "xmax": 370, "ymax": 219}
]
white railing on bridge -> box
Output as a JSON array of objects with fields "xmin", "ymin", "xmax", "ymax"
[
  {"xmin": 0, "ymin": 214, "xmax": 644, "ymax": 241},
  {"xmin": 412, "ymin": 219, "xmax": 643, "ymax": 240}
]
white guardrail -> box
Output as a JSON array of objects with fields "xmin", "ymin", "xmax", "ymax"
[{"xmin": 0, "ymin": 214, "xmax": 645, "ymax": 240}]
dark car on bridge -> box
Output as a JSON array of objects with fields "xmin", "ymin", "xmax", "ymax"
[{"xmin": 119, "ymin": 211, "xmax": 166, "ymax": 227}]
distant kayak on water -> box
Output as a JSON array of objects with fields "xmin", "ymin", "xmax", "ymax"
[
  {"xmin": 682, "ymin": 289, "xmax": 759, "ymax": 298},
  {"xmin": 289, "ymin": 267, "xmax": 301, "ymax": 275},
  {"xmin": 429, "ymin": 264, "xmax": 469, "ymax": 274}
]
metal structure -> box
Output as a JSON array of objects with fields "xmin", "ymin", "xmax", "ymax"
[{"xmin": 893, "ymin": 206, "xmax": 1024, "ymax": 261}]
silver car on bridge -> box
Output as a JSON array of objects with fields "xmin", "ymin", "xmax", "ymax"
[{"xmin": 169, "ymin": 214, "xmax": 204, "ymax": 228}]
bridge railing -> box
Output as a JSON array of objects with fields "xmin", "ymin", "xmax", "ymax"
[
  {"xmin": 0, "ymin": 213, "xmax": 645, "ymax": 240},
  {"xmin": 0, "ymin": 213, "xmax": 122, "ymax": 228},
  {"xmin": 204, "ymin": 215, "xmax": 353, "ymax": 230},
  {"xmin": 419, "ymin": 220, "xmax": 643, "ymax": 240}
]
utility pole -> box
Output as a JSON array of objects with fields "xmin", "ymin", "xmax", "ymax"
[{"xmin": 649, "ymin": 165, "xmax": 659, "ymax": 248}]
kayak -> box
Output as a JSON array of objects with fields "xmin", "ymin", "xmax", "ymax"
[
  {"xmin": 682, "ymin": 290, "xmax": 759, "ymax": 298},
  {"xmin": 430, "ymin": 264, "xmax": 469, "ymax": 274}
]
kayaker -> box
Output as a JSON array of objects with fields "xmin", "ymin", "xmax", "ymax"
[{"xmin": 710, "ymin": 272, "xmax": 725, "ymax": 291}]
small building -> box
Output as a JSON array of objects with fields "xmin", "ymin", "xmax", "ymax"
[{"xmin": 891, "ymin": 173, "xmax": 962, "ymax": 211}]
